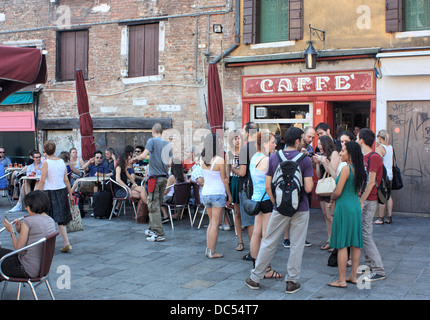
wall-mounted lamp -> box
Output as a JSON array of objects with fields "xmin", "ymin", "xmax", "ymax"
[
  {"xmin": 213, "ymin": 24, "xmax": 223, "ymax": 34},
  {"xmin": 304, "ymin": 24, "xmax": 326, "ymax": 69}
]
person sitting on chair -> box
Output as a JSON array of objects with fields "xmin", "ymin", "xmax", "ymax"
[{"xmin": 0, "ymin": 190, "xmax": 56, "ymax": 279}]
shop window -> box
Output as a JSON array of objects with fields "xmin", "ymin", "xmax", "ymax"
[
  {"xmin": 405, "ymin": 0, "xmax": 430, "ymax": 31},
  {"xmin": 243, "ymin": 0, "xmax": 303, "ymax": 44},
  {"xmin": 57, "ymin": 29, "xmax": 89, "ymax": 81},
  {"xmin": 251, "ymin": 104, "xmax": 312, "ymax": 145},
  {"xmin": 128, "ymin": 23, "xmax": 159, "ymax": 78}
]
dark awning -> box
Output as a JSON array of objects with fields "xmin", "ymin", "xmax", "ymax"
[{"xmin": 0, "ymin": 46, "xmax": 47, "ymax": 104}]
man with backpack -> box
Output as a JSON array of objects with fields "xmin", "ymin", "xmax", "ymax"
[
  {"xmin": 356, "ymin": 128, "xmax": 386, "ymax": 281},
  {"xmin": 245, "ymin": 127, "xmax": 313, "ymax": 294}
]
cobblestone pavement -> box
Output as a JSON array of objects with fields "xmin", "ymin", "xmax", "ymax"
[{"xmin": 0, "ymin": 196, "xmax": 429, "ymax": 301}]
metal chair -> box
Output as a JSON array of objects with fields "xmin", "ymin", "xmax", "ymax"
[
  {"xmin": 108, "ymin": 178, "xmax": 137, "ymax": 220},
  {"xmin": 162, "ymin": 182, "xmax": 192, "ymax": 229},
  {"xmin": 190, "ymin": 181, "xmax": 207, "ymax": 228},
  {"xmin": 0, "ymin": 171, "xmax": 15, "ymax": 207},
  {"xmin": 0, "ymin": 231, "xmax": 59, "ymax": 300}
]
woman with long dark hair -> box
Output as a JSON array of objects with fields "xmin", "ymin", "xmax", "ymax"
[
  {"xmin": 327, "ymin": 141, "xmax": 366, "ymax": 288},
  {"xmin": 201, "ymin": 133, "xmax": 232, "ymax": 259},
  {"xmin": 161, "ymin": 159, "xmax": 186, "ymax": 222},
  {"xmin": 314, "ymin": 135, "xmax": 340, "ymax": 250},
  {"xmin": 113, "ymin": 152, "xmax": 148, "ymax": 212}
]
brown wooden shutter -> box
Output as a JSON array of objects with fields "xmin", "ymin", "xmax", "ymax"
[
  {"xmin": 58, "ymin": 30, "xmax": 88, "ymax": 81},
  {"xmin": 243, "ymin": 0, "xmax": 257, "ymax": 44},
  {"xmin": 129, "ymin": 25, "xmax": 145, "ymax": 78},
  {"xmin": 128, "ymin": 23, "xmax": 159, "ymax": 77},
  {"xmin": 75, "ymin": 30, "xmax": 89, "ymax": 79},
  {"xmin": 289, "ymin": 0, "xmax": 303, "ymax": 40},
  {"xmin": 386, "ymin": 0, "xmax": 404, "ymax": 32},
  {"xmin": 144, "ymin": 23, "xmax": 159, "ymax": 76},
  {"xmin": 59, "ymin": 31, "xmax": 76, "ymax": 81}
]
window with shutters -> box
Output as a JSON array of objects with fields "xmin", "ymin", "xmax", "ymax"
[
  {"xmin": 128, "ymin": 23, "xmax": 159, "ymax": 78},
  {"xmin": 243, "ymin": 0, "xmax": 303, "ymax": 45},
  {"xmin": 57, "ymin": 30, "xmax": 89, "ymax": 81},
  {"xmin": 405, "ymin": 0, "xmax": 430, "ymax": 31},
  {"xmin": 260, "ymin": 0, "xmax": 289, "ymax": 43}
]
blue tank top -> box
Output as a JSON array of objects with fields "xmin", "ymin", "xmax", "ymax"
[{"xmin": 250, "ymin": 153, "xmax": 269, "ymax": 202}]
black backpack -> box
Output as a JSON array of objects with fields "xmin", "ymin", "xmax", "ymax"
[
  {"xmin": 367, "ymin": 152, "xmax": 389, "ymax": 204},
  {"xmin": 271, "ymin": 151, "xmax": 307, "ymax": 217}
]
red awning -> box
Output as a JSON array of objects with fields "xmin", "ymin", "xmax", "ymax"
[{"xmin": 0, "ymin": 46, "xmax": 47, "ymax": 104}]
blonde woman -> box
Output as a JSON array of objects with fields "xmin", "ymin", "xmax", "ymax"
[
  {"xmin": 374, "ymin": 130, "xmax": 394, "ymax": 224},
  {"xmin": 225, "ymin": 129, "xmax": 244, "ymax": 251}
]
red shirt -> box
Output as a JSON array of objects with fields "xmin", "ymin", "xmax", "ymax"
[
  {"xmin": 363, "ymin": 152, "xmax": 383, "ymax": 201},
  {"xmin": 182, "ymin": 160, "xmax": 195, "ymax": 172}
]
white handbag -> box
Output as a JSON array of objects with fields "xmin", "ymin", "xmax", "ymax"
[{"xmin": 315, "ymin": 171, "xmax": 336, "ymax": 197}]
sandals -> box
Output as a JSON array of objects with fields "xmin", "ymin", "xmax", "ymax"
[
  {"xmin": 328, "ymin": 279, "xmax": 347, "ymax": 288},
  {"xmin": 385, "ymin": 217, "xmax": 392, "ymax": 224},
  {"xmin": 320, "ymin": 241, "xmax": 330, "ymax": 250},
  {"xmin": 264, "ymin": 266, "xmax": 283, "ymax": 279},
  {"xmin": 236, "ymin": 241, "xmax": 244, "ymax": 251},
  {"xmin": 373, "ymin": 218, "xmax": 384, "ymax": 225},
  {"xmin": 346, "ymin": 276, "xmax": 358, "ymax": 284}
]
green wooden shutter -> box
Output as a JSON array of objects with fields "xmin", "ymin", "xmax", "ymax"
[
  {"xmin": 405, "ymin": 0, "xmax": 430, "ymax": 31},
  {"xmin": 260, "ymin": 0, "xmax": 289, "ymax": 43}
]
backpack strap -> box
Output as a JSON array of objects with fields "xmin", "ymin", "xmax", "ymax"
[{"xmin": 277, "ymin": 150, "xmax": 306, "ymax": 163}]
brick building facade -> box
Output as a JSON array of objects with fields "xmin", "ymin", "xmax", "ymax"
[{"xmin": 0, "ymin": 0, "xmax": 239, "ymax": 157}]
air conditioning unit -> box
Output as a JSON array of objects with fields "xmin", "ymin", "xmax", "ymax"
[{"xmin": 255, "ymin": 107, "xmax": 267, "ymax": 118}]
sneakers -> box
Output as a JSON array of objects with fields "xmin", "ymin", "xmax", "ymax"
[
  {"xmin": 145, "ymin": 229, "xmax": 165, "ymax": 242},
  {"xmin": 363, "ymin": 272, "xmax": 386, "ymax": 282},
  {"xmin": 245, "ymin": 278, "xmax": 301, "ymax": 294},
  {"xmin": 283, "ymin": 238, "xmax": 312, "ymax": 249},
  {"xmin": 286, "ymin": 281, "xmax": 301, "ymax": 294},
  {"xmin": 245, "ymin": 277, "xmax": 259, "ymax": 290},
  {"xmin": 7, "ymin": 202, "xmax": 22, "ymax": 212}
]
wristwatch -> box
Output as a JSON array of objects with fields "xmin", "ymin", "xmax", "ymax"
[{"xmin": 10, "ymin": 231, "xmax": 16, "ymax": 236}]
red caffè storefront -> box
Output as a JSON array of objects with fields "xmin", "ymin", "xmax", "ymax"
[
  {"xmin": 241, "ymin": 70, "xmax": 376, "ymax": 140},
  {"xmin": 241, "ymin": 70, "xmax": 376, "ymax": 207}
]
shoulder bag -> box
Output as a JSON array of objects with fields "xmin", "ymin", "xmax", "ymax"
[
  {"xmin": 391, "ymin": 149, "xmax": 403, "ymax": 190},
  {"xmin": 315, "ymin": 171, "xmax": 336, "ymax": 197}
]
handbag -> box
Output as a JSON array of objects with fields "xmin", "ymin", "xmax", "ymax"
[
  {"xmin": 391, "ymin": 149, "xmax": 403, "ymax": 190},
  {"xmin": 315, "ymin": 171, "xmax": 336, "ymax": 197},
  {"xmin": 67, "ymin": 201, "xmax": 84, "ymax": 232},
  {"xmin": 240, "ymin": 190, "xmax": 267, "ymax": 216}
]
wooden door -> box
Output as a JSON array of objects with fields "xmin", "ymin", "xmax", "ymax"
[{"xmin": 387, "ymin": 101, "xmax": 430, "ymax": 214}]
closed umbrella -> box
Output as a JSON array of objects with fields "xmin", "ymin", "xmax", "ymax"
[
  {"xmin": 75, "ymin": 69, "xmax": 95, "ymax": 161},
  {"xmin": 207, "ymin": 63, "xmax": 224, "ymax": 134},
  {"xmin": 0, "ymin": 46, "xmax": 47, "ymax": 103}
]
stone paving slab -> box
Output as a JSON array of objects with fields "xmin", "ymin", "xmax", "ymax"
[{"xmin": 0, "ymin": 196, "xmax": 429, "ymax": 301}]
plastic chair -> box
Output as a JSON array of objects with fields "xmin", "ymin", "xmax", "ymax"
[
  {"xmin": 162, "ymin": 182, "xmax": 192, "ymax": 229},
  {"xmin": 0, "ymin": 231, "xmax": 59, "ymax": 300},
  {"xmin": 108, "ymin": 178, "xmax": 137, "ymax": 220},
  {"xmin": 0, "ymin": 171, "xmax": 15, "ymax": 207}
]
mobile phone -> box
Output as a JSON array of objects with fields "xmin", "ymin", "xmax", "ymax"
[
  {"xmin": 307, "ymin": 152, "xmax": 315, "ymax": 157},
  {"xmin": 4, "ymin": 216, "xmax": 10, "ymax": 223}
]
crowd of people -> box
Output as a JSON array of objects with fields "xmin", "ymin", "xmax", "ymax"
[{"xmin": 0, "ymin": 120, "xmax": 396, "ymax": 294}]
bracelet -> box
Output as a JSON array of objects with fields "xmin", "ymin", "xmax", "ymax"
[{"xmin": 10, "ymin": 231, "xmax": 16, "ymax": 237}]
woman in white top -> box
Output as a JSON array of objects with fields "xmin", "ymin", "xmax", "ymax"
[
  {"xmin": 201, "ymin": 133, "xmax": 232, "ymax": 259},
  {"xmin": 38, "ymin": 140, "xmax": 73, "ymax": 253},
  {"xmin": 374, "ymin": 129, "xmax": 394, "ymax": 224}
]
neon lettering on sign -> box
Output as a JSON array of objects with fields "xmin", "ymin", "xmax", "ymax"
[{"xmin": 243, "ymin": 71, "xmax": 374, "ymax": 97}]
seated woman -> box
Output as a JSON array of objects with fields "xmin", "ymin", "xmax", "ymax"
[
  {"xmin": 161, "ymin": 160, "xmax": 186, "ymax": 222},
  {"xmin": 1, "ymin": 190, "xmax": 57, "ymax": 278},
  {"xmin": 113, "ymin": 153, "xmax": 148, "ymax": 216}
]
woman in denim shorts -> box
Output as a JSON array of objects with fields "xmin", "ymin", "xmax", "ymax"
[{"xmin": 201, "ymin": 133, "xmax": 232, "ymax": 259}]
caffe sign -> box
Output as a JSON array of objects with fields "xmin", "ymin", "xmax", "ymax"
[{"xmin": 242, "ymin": 70, "xmax": 375, "ymax": 97}]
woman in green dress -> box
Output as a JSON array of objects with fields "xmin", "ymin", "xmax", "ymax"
[{"xmin": 327, "ymin": 141, "xmax": 367, "ymax": 288}]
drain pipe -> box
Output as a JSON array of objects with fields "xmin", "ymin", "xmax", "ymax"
[{"xmin": 210, "ymin": 0, "xmax": 240, "ymax": 64}]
